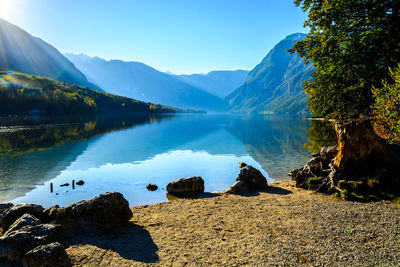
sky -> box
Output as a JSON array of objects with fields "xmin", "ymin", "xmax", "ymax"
[{"xmin": 0, "ymin": 0, "xmax": 308, "ymax": 74}]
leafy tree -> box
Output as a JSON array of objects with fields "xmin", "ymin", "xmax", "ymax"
[
  {"xmin": 372, "ymin": 64, "xmax": 400, "ymax": 144},
  {"xmin": 289, "ymin": 0, "xmax": 400, "ymax": 118}
]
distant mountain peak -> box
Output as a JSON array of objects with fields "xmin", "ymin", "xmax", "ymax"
[{"xmin": 0, "ymin": 19, "xmax": 102, "ymax": 91}]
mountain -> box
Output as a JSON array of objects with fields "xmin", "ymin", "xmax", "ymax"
[
  {"xmin": 226, "ymin": 33, "xmax": 314, "ymax": 115},
  {"xmin": 0, "ymin": 18, "xmax": 102, "ymax": 91},
  {"xmin": 173, "ymin": 70, "xmax": 249, "ymax": 98},
  {"xmin": 64, "ymin": 53, "xmax": 228, "ymax": 112},
  {"xmin": 0, "ymin": 71, "xmax": 179, "ymax": 116}
]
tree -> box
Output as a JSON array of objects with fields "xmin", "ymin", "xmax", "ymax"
[
  {"xmin": 372, "ymin": 64, "xmax": 400, "ymax": 144},
  {"xmin": 288, "ymin": 0, "xmax": 400, "ymax": 198},
  {"xmin": 289, "ymin": 0, "xmax": 400, "ymax": 118}
]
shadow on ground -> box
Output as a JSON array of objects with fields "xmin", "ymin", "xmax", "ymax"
[
  {"xmin": 263, "ymin": 186, "xmax": 293, "ymax": 195},
  {"xmin": 166, "ymin": 192, "xmax": 221, "ymax": 201},
  {"xmin": 63, "ymin": 222, "xmax": 159, "ymax": 264}
]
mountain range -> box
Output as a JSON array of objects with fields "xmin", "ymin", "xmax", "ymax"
[
  {"xmin": 0, "ymin": 18, "xmax": 101, "ymax": 91},
  {"xmin": 0, "ymin": 17, "xmax": 313, "ymax": 115},
  {"xmin": 173, "ymin": 70, "xmax": 249, "ymax": 98},
  {"xmin": 64, "ymin": 53, "xmax": 229, "ymax": 112},
  {"xmin": 226, "ymin": 33, "xmax": 313, "ymax": 115}
]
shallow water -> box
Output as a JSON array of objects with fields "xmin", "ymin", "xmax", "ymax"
[{"xmin": 0, "ymin": 114, "xmax": 335, "ymax": 207}]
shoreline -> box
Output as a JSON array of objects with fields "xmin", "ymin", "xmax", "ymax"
[{"xmin": 63, "ymin": 180, "xmax": 400, "ymax": 266}]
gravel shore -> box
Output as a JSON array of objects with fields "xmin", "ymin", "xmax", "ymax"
[{"xmin": 65, "ymin": 180, "xmax": 400, "ymax": 266}]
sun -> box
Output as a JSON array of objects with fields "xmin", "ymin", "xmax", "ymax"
[{"xmin": 0, "ymin": 0, "xmax": 21, "ymax": 21}]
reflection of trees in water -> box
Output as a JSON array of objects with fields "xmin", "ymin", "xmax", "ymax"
[
  {"xmin": 0, "ymin": 115, "xmax": 175, "ymax": 202},
  {"xmin": 0, "ymin": 115, "xmax": 175, "ymax": 155},
  {"xmin": 304, "ymin": 120, "xmax": 337, "ymax": 154},
  {"xmin": 227, "ymin": 116, "xmax": 336, "ymax": 180}
]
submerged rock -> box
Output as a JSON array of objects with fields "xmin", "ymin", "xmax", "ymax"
[
  {"xmin": 167, "ymin": 176, "xmax": 204, "ymax": 194},
  {"xmin": 1, "ymin": 204, "xmax": 44, "ymax": 232},
  {"xmin": 76, "ymin": 180, "xmax": 85, "ymax": 186},
  {"xmin": 60, "ymin": 183, "xmax": 69, "ymax": 187},
  {"xmin": 56, "ymin": 192, "xmax": 132, "ymax": 227},
  {"xmin": 22, "ymin": 242, "xmax": 70, "ymax": 267},
  {"xmin": 146, "ymin": 183, "xmax": 158, "ymax": 191}
]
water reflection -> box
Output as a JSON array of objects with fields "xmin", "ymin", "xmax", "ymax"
[{"xmin": 0, "ymin": 114, "xmax": 335, "ymax": 206}]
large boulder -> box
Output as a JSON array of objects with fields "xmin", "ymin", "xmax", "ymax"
[
  {"xmin": 1, "ymin": 204, "xmax": 44, "ymax": 232},
  {"xmin": 56, "ymin": 192, "xmax": 132, "ymax": 227},
  {"xmin": 225, "ymin": 162, "xmax": 268, "ymax": 194},
  {"xmin": 21, "ymin": 242, "xmax": 70, "ymax": 267},
  {"xmin": 42, "ymin": 205, "xmax": 60, "ymax": 223},
  {"xmin": 166, "ymin": 176, "xmax": 205, "ymax": 194},
  {"xmin": 237, "ymin": 164, "xmax": 268, "ymax": 189},
  {"xmin": 0, "ymin": 203, "xmax": 13, "ymax": 215},
  {"xmin": 0, "ymin": 224, "xmax": 61, "ymax": 262},
  {"xmin": 3, "ymin": 214, "xmax": 41, "ymax": 236}
]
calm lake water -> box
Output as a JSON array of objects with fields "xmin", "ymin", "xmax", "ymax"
[{"xmin": 0, "ymin": 114, "xmax": 335, "ymax": 207}]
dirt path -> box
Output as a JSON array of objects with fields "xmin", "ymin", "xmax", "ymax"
[{"xmin": 65, "ymin": 181, "xmax": 400, "ymax": 266}]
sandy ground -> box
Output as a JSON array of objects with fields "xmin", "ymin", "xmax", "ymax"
[{"xmin": 63, "ymin": 180, "xmax": 400, "ymax": 266}]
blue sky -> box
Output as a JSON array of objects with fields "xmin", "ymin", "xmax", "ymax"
[{"xmin": 1, "ymin": 0, "xmax": 308, "ymax": 74}]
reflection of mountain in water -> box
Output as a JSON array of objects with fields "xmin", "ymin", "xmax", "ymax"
[
  {"xmin": 0, "ymin": 114, "xmax": 336, "ymax": 202},
  {"xmin": 226, "ymin": 116, "xmax": 312, "ymax": 180}
]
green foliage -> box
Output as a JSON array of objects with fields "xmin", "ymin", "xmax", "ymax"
[
  {"xmin": 0, "ymin": 71, "xmax": 177, "ymax": 116},
  {"xmin": 307, "ymin": 177, "xmax": 321, "ymax": 185},
  {"xmin": 372, "ymin": 64, "xmax": 400, "ymax": 144},
  {"xmin": 290, "ymin": 0, "xmax": 400, "ymax": 118}
]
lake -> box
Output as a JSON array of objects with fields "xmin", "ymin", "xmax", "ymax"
[{"xmin": 0, "ymin": 114, "xmax": 336, "ymax": 207}]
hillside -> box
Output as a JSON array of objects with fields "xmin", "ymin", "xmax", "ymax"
[
  {"xmin": 173, "ymin": 70, "xmax": 249, "ymax": 98},
  {"xmin": 0, "ymin": 18, "xmax": 102, "ymax": 91},
  {"xmin": 64, "ymin": 54, "xmax": 228, "ymax": 112},
  {"xmin": 0, "ymin": 71, "xmax": 177, "ymax": 116},
  {"xmin": 226, "ymin": 33, "xmax": 314, "ymax": 115}
]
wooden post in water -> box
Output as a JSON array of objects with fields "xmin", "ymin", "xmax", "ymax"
[
  {"xmin": 72, "ymin": 180, "xmax": 75, "ymax": 189},
  {"xmin": 50, "ymin": 182, "xmax": 53, "ymax": 193}
]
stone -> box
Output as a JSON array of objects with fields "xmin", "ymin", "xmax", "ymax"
[
  {"xmin": 0, "ymin": 203, "xmax": 13, "ymax": 215},
  {"xmin": 166, "ymin": 176, "xmax": 204, "ymax": 194},
  {"xmin": 56, "ymin": 192, "xmax": 132, "ymax": 227},
  {"xmin": 60, "ymin": 183, "xmax": 69, "ymax": 187},
  {"xmin": 238, "ymin": 162, "xmax": 247, "ymax": 168},
  {"xmin": 42, "ymin": 205, "xmax": 60, "ymax": 223},
  {"xmin": 224, "ymin": 180, "xmax": 248, "ymax": 194},
  {"xmin": 320, "ymin": 145, "xmax": 338, "ymax": 161},
  {"xmin": 1, "ymin": 204, "xmax": 44, "ymax": 232},
  {"xmin": 3, "ymin": 214, "xmax": 41, "ymax": 236},
  {"xmin": 22, "ymin": 242, "xmax": 70, "ymax": 267},
  {"xmin": 0, "ymin": 224, "xmax": 61, "ymax": 262},
  {"xmin": 76, "ymin": 180, "xmax": 85, "ymax": 186},
  {"xmin": 236, "ymin": 164, "xmax": 268, "ymax": 189},
  {"xmin": 146, "ymin": 183, "xmax": 158, "ymax": 191}
]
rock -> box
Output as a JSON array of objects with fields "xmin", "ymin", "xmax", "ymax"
[
  {"xmin": 75, "ymin": 180, "xmax": 84, "ymax": 186},
  {"xmin": 0, "ymin": 224, "xmax": 61, "ymax": 262},
  {"xmin": 3, "ymin": 214, "xmax": 41, "ymax": 236},
  {"xmin": 56, "ymin": 192, "xmax": 132, "ymax": 227},
  {"xmin": 166, "ymin": 176, "xmax": 204, "ymax": 194},
  {"xmin": 42, "ymin": 205, "xmax": 60, "ymax": 223},
  {"xmin": 0, "ymin": 203, "xmax": 13, "ymax": 215},
  {"xmin": 1, "ymin": 204, "xmax": 44, "ymax": 231},
  {"xmin": 224, "ymin": 180, "xmax": 248, "ymax": 194},
  {"xmin": 146, "ymin": 183, "xmax": 158, "ymax": 191},
  {"xmin": 237, "ymin": 164, "xmax": 268, "ymax": 189},
  {"xmin": 60, "ymin": 183, "xmax": 69, "ymax": 187},
  {"xmin": 320, "ymin": 145, "xmax": 338, "ymax": 161},
  {"xmin": 238, "ymin": 162, "xmax": 247, "ymax": 168},
  {"xmin": 22, "ymin": 242, "xmax": 70, "ymax": 267}
]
